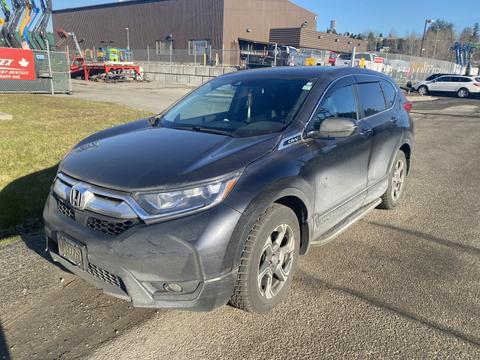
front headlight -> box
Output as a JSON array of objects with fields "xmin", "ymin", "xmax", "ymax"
[{"xmin": 133, "ymin": 173, "xmax": 240, "ymax": 219}]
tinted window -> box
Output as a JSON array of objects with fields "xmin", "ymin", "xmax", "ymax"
[
  {"xmin": 161, "ymin": 77, "xmax": 314, "ymax": 137},
  {"xmin": 339, "ymin": 54, "xmax": 351, "ymax": 60},
  {"xmin": 380, "ymin": 79, "xmax": 397, "ymax": 107},
  {"xmin": 357, "ymin": 82, "xmax": 386, "ymax": 118},
  {"xmin": 459, "ymin": 77, "xmax": 472, "ymax": 82},
  {"xmin": 426, "ymin": 74, "xmax": 445, "ymax": 81},
  {"xmin": 311, "ymin": 85, "xmax": 357, "ymax": 128},
  {"xmin": 436, "ymin": 76, "xmax": 451, "ymax": 82},
  {"xmin": 476, "ymin": 77, "xmax": 480, "ymax": 82}
]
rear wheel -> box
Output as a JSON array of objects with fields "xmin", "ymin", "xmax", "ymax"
[
  {"xmin": 418, "ymin": 85, "xmax": 429, "ymax": 96},
  {"xmin": 457, "ymin": 88, "xmax": 470, "ymax": 98},
  {"xmin": 230, "ymin": 204, "xmax": 300, "ymax": 313},
  {"xmin": 379, "ymin": 151, "xmax": 408, "ymax": 209}
]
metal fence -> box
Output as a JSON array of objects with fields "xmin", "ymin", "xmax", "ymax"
[
  {"xmin": 0, "ymin": 49, "xmax": 72, "ymax": 94},
  {"xmin": 129, "ymin": 47, "xmax": 465, "ymax": 88},
  {"xmin": 367, "ymin": 52, "xmax": 463, "ymax": 86}
]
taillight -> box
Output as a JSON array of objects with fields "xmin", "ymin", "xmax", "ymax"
[
  {"xmin": 473, "ymin": 83, "xmax": 480, "ymax": 87},
  {"xmin": 403, "ymin": 102, "xmax": 412, "ymax": 113}
]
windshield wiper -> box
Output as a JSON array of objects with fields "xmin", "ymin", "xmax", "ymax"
[{"xmin": 171, "ymin": 125, "xmax": 235, "ymax": 137}]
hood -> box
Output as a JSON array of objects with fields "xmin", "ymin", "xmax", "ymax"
[{"xmin": 60, "ymin": 123, "xmax": 280, "ymax": 191}]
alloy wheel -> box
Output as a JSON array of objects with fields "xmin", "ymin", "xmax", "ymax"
[
  {"xmin": 458, "ymin": 89, "xmax": 469, "ymax": 98},
  {"xmin": 391, "ymin": 158, "xmax": 406, "ymax": 201},
  {"xmin": 257, "ymin": 224, "xmax": 295, "ymax": 299}
]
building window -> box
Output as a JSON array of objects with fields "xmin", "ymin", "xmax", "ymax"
[
  {"xmin": 156, "ymin": 40, "xmax": 169, "ymax": 55},
  {"xmin": 188, "ymin": 40, "xmax": 210, "ymax": 55}
]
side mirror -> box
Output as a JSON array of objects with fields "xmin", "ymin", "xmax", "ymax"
[{"xmin": 308, "ymin": 117, "xmax": 358, "ymax": 139}]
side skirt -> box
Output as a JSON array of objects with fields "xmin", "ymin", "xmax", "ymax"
[{"xmin": 310, "ymin": 198, "xmax": 381, "ymax": 247}]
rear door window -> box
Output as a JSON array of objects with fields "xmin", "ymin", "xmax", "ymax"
[
  {"xmin": 357, "ymin": 82, "xmax": 387, "ymax": 118},
  {"xmin": 380, "ymin": 79, "xmax": 397, "ymax": 108}
]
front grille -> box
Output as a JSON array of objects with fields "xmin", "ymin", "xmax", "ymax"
[
  {"xmin": 86, "ymin": 217, "xmax": 137, "ymax": 236},
  {"xmin": 56, "ymin": 198, "xmax": 75, "ymax": 220},
  {"xmin": 87, "ymin": 263, "xmax": 125, "ymax": 289}
]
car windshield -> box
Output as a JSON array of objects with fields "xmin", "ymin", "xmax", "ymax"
[
  {"xmin": 476, "ymin": 77, "xmax": 480, "ymax": 82},
  {"xmin": 339, "ymin": 54, "xmax": 351, "ymax": 60},
  {"xmin": 159, "ymin": 76, "xmax": 315, "ymax": 137}
]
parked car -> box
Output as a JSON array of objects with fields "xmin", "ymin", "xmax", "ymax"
[
  {"xmin": 415, "ymin": 75, "xmax": 480, "ymax": 98},
  {"xmin": 44, "ymin": 67, "xmax": 414, "ymax": 313},
  {"xmin": 336, "ymin": 52, "xmax": 380, "ymax": 67},
  {"xmin": 408, "ymin": 73, "xmax": 450, "ymax": 91}
]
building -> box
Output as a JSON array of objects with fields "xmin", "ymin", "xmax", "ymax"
[
  {"xmin": 53, "ymin": 0, "xmax": 316, "ymax": 57},
  {"xmin": 270, "ymin": 27, "xmax": 368, "ymax": 53}
]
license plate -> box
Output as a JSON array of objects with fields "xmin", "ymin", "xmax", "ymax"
[{"xmin": 58, "ymin": 234, "xmax": 85, "ymax": 268}]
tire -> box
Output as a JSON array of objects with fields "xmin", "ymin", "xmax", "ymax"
[
  {"xmin": 379, "ymin": 151, "xmax": 408, "ymax": 210},
  {"xmin": 418, "ymin": 85, "xmax": 429, "ymax": 96},
  {"xmin": 229, "ymin": 204, "xmax": 300, "ymax": 313},
  {"xmin": 457, "ymin": 88, "xmax": 470, "ymax": 98}
]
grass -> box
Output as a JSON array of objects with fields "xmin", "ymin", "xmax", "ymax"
[{"xmin": 0, "ymin": 94, "xmax": 152, "ymax": 240}]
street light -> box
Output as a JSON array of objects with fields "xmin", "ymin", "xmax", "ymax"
[
  {"xmin": 125, "ymin": 26, "xmax": 130, "ymax": 50},
  {"xmin": 419, "ymin": 19, "xmax": 435, "ymax": 57}
]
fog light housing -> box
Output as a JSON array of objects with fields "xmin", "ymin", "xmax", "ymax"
[
  {"xmin": 164, "ymin": 283, "xmax": 183, "ymax": 293},
  {"xmin": 143, "ymin": 280, "xmax": 200, "ymax": 296}
]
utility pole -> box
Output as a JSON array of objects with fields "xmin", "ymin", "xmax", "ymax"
[
  {"xmin": 125, "ymin": 26, "xmax": 130, "ymax": 50},
  {"xmin": 420, "ymin": 19, "xmax": 434, "ymax": 57},
  {"xmin": 432, "ymin": 26, "xmax": 439, "ymax": 59}
]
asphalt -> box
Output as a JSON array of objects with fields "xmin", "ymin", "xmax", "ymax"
[{"xmin": 1, "ymin": 92, "xmax": 479, "ymax": 360}]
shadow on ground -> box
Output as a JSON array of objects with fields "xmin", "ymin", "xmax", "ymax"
[
  {"xmin": 0, "ymin": 322, "xmax": 10, "ymax": 360},
  {"xmin": 0, "ymin": 165, "xmax": 58, "ymax": 241}
]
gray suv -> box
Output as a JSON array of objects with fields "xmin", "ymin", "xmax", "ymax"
[{"xmin": 44, "ymin": 67, "xmax": 414, "ymax": 313}]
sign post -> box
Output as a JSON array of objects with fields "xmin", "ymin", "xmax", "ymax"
[{"xmin": 46, "ymin": 39, "xmax": 54, "ymax": 95}]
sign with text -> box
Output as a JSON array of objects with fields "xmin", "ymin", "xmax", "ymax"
[
  {"xmin": 0, "ymin": 48, "xmax": 36, "ymax": 81},
  {"xmin": 305, "ymin": 57, "xmax": 316, "ymax": 66}
]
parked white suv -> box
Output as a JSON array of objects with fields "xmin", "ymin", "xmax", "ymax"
[{"xmin": 416, "ymin": 75, "xmax": 480, "ymax": 98}]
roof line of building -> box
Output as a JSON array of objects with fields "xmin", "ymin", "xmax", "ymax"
[{"xmin": 53, "ymin": 0, "xmax": 167, "ymax": 14}]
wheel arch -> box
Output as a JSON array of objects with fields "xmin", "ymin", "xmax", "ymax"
[
  {"xmin": 399, "ymin": 143, "xmax": 412, "ymax": 173},
  {"xmin": 274, "ymin": 195, "xmax": 310, "ymax": 255},
  {"xmin": 228, "ymin": 182, "xmax": 314, "ymax": 272}
]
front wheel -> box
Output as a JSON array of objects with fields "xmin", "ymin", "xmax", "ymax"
[
  {"xmin": 457, "ymin": 88, "xmax": 470, "ymax": 98},
  {"xmin": 379, "ymin": 151, "xmax": 408, "ymax": 209},
  {"xmin": 230, "ymin": 204, "xmax": 300, "ymax": 313},
  {"xmin": 418, "ymin": 85, "xmax": 429, "ymax": 96}
]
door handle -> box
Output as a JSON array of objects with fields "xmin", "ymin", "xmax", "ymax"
[
  {"xmin": 360, "ymin": 128, "xmax": 373, "ymax": 137},
  {"xmin": 390, "ymin": 117, "xmax": 398, "ymax": 123}
]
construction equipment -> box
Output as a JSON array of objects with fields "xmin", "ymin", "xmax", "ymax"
[
  {"xmin": 451, "ymin": 42, "xmax": 480, "ymax": 74},
  {"xmin": 4, "ymin": 0, "xmax": 26, "ymax": 48},
  {"xmin": 32, "ymin": 0, "xmax": 52, "ymax": 50},
  {"xmin": 0, "ymin": 0, "xmax": 52, "ymax": 49},
  {"xmin": 56, "ymin": 28, "xmax": 141, "ymax": 81},
  {"xmin": 56, "ymin": 28, "xmax": 84, "ymax": 58},
  {"xmin": 23, "ymin": 0, "xmax": 39, "ymax": 49},
  {"xmin": 18, "ymin": 0, "xmax": 31, "ymax": 48},
  {"xmin": 0, "ymin": 0, "xmax": 11, "ymax": 46}
]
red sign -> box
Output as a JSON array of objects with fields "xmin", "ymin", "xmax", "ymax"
[
  {"xmin": 0, "ymin": 48, "xmax": 36, "ymax": 81},
  {"xmin": 374, "ymin": 56, "xmax": 385, "ymax": 64}
]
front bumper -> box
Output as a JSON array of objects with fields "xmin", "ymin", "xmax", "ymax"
[{"xmin": 43, "ymin": 193, "xmax": 242, "ymax": 311}]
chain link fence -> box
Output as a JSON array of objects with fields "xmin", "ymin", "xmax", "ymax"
[
  {"xmin": 0, "ymin": 49, "xmax": 72, "ymax": 94},
  {"xmin": 128, "ymin": 47, "xmax": 464, "ymax": 89}
]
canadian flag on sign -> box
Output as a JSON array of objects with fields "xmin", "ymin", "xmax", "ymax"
[{"xmin": 0, "ymin": 47, "xmax": 36, "ymax": 81}]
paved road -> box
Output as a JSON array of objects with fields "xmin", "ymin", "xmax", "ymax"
[
  {"xmin": 1, "ymin": 96, "xmax": 479, "ymax": 359},
  {"xmin": 64, "ymin": 80, "xmax": 192, "ymax": 113}
]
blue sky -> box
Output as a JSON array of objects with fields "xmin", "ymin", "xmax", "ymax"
[{"xmin": 54, "ymin": 0, "xmax": 478, "ymax": 36}]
